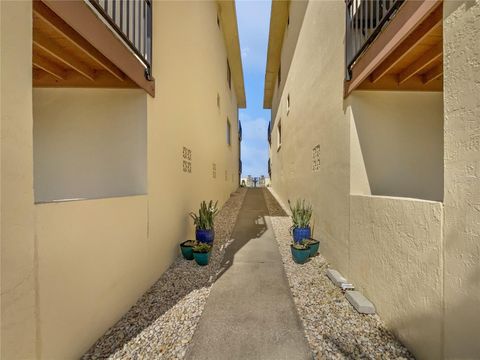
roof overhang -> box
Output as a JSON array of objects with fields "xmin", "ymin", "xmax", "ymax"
[
  {"xmin": 263, "ymin": 0, "xmax": 290, "ymax": 109},
  {"xmin": 218, "ymin": 1, "xmax": 246, "ymax": 108}
]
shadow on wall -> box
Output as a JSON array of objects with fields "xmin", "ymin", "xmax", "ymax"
[
  {"xmin": 392, "ymin": 240, "xmax": 480, "ymax": 358},
  {"xmin": 82, "ymin": 189, "xmax": 271, "ymax": 358},
  {"xmin": 348, "ymin": 91, "xmax": 444, "ymax": 202}
]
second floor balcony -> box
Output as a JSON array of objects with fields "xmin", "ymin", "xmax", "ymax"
[
  {"xmin": 33, "ymin": 0, "xmax": 155, "ymax": 96},
  {"xmin": 344, "ymin": 0, "xmax": 443, "ymax": 96}
]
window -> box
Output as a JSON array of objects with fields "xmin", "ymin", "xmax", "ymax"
[
  {"xmin": 227, "ymin": 118, "xmax": 231, "ymax": 146},
  {"xmin": 227, "ymin": 59, "xmax": 231, "ymax": 90},
  {"xmin": 217, "ymin": 13, "xmax": 220, "ymax": 28},
  {"xmin": 287, "ymin": 94, "xmax": 291, "ymax": 114},
  {"xmin": 277, "ymin": 119, "xmax": 282, "ymax": 150},
  {"xmin": 277, "ymin": 63, "xmax": 281, "ymax": 88},
  {"xmin": 217, "ymin": 92, "xmax": 220, "ymax": 109}
]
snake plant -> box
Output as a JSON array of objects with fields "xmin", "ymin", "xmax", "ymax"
[{"xmin": 190, "ymin": 200, "xmax": 219, "ymax": 230}]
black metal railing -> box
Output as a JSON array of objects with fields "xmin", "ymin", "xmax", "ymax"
[
  {"xmin": 88, "ymin": 0, "xmax": 153, "ymax": 80},
  {"xmin": 239, "ymin": 159, "xmax": 242, "ymax": 175},
  {"xmin": 239, "ymin": 121, "xmax": 242, "ymax": 141},
  {"xmin": 345, "ymin": 0, "xmax": 404, "ymax": 80}
]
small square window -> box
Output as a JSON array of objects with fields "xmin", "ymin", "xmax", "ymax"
[{"xmin": 227, "ymin": 118, "xmax": 231, "ymax": 146}]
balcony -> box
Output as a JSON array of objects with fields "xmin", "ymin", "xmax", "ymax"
[
  {"xmin": 33, "ymin": 0, "xmax": 155, "ymax": 96},
  {"xmin": 344, "ymin": 0, "xmax": 443, "ymax": 96}
]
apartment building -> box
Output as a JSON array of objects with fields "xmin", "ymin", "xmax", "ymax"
[
  {"xmin": 1, "ymin": 1, "xmax": 245, "ymax": 358},
  {"xmin": 265, "ymin": 0, "xmax": 479, "ymax": 358}
]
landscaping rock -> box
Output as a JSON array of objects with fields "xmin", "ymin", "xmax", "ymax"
[
  {"xmin": 82, "ymin": 188, "xmax": 247, "ymax": 360},
  {"xmin": 263, "ymin": 188, "xmax": 413, "ymax": 360}
]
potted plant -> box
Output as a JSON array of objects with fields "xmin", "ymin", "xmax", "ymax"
[
  {"xmin": 304, "ymin": 238, "xmax": 320, "ymax": 257},
  {"xmin": 290, "ymin": 240, "xmax": 311, "ymax": 264},
  {"xmin": 288, "ymin": 199, "xmax": 313, "ymax": 243},
  {"xmin": 190, "ymin": 200, "xmax": 219, "ymax": 244},
  {"xmin": 180, "ymin": 240, "xmax": 197, "ymax": 260},
  {"xmin": 193, "ymin": 243, "xmax": 212, "ymax": 266}
]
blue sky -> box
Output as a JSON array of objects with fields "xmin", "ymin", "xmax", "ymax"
[{"xmin": 236, "ymin": 0, "xmax": 271, "ymax": 178}]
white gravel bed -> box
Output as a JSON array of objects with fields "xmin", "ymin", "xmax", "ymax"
[
  {"xmin": 263, "ymin": 188, "xmax": 414, "ymax": 360},
  {"xmin": 83, "ymin": 188, "xmax": 247, "ymax": 360}
]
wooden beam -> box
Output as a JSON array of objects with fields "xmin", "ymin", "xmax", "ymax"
[
  {"xmin": 33, "ymin": 33, "xmax": 96, "ymax": 81},
  {"xmin": 398, "ymin": 42, "xmax": 442, "ymax": 83},
  {"xmin": 32, "ymin": 53, "xmax": 67, "ymax": 80},
  {"xmin": 371, "ymin": 6, "xmax": 443, "ymax": 83},
  {"xmin": 423, "ymin": 64, "xmax": 443, "ymax": 84},
  {"xmin": 33, "ymin": 69, "xmax": 138, "ymax": 88},
  {"xmin": 41, "ymin": 0, "xmax": 155, "ymax": 96},
  {"xmin": 358, "ymin": 74, "xmax": 442, "ymax": 91},
  {"xmin": 33, "ymin": 0, "xmax": 125, "ymax": 81},
  {"xmin": 344, "ymin": 0, "xmax": 443, "ymax": 97}
]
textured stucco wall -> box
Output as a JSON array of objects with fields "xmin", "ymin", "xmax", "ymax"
[
  {"xmin": 33, "ymin": 88, "xmax": 147, "ymax": 203},
  {"xmin": 349, "ymin": 91, "xmax": 444, "ymax": 201},
  {"xmin": 443, "ymin": 1, "xmax": 480, "ymax": 357},
  {"xmin": 36, "ymin": 196, "xmax": 149, "ymax": 359},
  {"xmin": 0, "ymin": 2, "xmax": 37, "ymax": 359},
  {"xmin": 269, "ymin": 0, "xmax": 350, "ymax": 275},
  {"xmin": 350, "ymin": 195, "xmax": 443, "ymax": 360},
  {"xmin": 2, "ymin": 1, "xmax": 242, "ymax": 358},
  {"xmin": 270, "ymin": 0, "xmax": 308, "ymax": 121},
  {"xmin": 145, "ymin": 0, "xmax": 241, "ymax": 292}
]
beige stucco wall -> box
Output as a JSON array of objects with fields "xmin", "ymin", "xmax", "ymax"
[
  {"xmin": 33, "ymin": 88, "xmax": 147, "ymax": 203},
  {"xmin": 269, "ymin": 0, "xmax": 480, "ymax": 358},
  {"xmin": 270, "ymin": 0, "xmax": 308, "ymax": 121},
  {"xmin": 349, "ymin": 91, "xmax": 444, "ymax": 201},
  {"xmin": 350, "ymin": 195, "xmax": 443, "ymax": 360},
  {"xmin": 2, "ymin": 1, "xmax": 242, "ymax": 359},
  {"xmin": 443, "ymin": 1, "xmax": 480, "ymax": 357},
  {"xmin": 145, "ymin": 0, "xmax": 241, "ymax": 288},
  {"xmin": 269, "ymin": 0, "xmax": 350, "ymax": 275},
  {"xmin": 0, "ymin": 1, "xmax": 37, "ymax": 359},
  {"xmin": 35, "ymin": 196, "xmax": 149, "ymax": 359}
]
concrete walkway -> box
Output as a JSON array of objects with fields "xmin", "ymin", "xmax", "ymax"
[{"xmin": 186, "ymin": 189, "xmax": 312, "ymax": 360}]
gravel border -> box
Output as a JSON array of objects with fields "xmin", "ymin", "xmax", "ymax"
[
  {"xmin": 263, "ymin": 188, "xmax": 414, "ymax": 360},
  {"xmin": 83, "ymin": 188, "xmax": 247, "ymax": 360}
]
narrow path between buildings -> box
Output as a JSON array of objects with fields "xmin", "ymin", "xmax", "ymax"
[{"xmin": 185, "ymin": 188, "xmax": 312, "ymax": 360}]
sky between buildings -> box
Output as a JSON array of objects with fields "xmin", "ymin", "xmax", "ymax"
[{"xmin": 236, "ymin": 0, "xmax": 271, "ymax": 178}]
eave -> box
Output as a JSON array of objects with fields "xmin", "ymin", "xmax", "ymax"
[
  {"xmin": 218, "ymin": 0, "xmax": 246, "ymax": 108},
  {"xmin": 263, "ymin": 0, "xmax": 290, "ymax": 109}
]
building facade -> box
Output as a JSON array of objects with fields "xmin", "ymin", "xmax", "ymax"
[
  {"xmin": 1, "ymin": 1, "xmax": 245, "ymax": 358},
  {"xmin": 265, "ymin": 0, "xmax": 479, "ymax": 358}
]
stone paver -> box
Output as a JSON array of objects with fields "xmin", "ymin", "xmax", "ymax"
[{"xmin": 185, "ymin": 188, "xmax": 312, "ymax": 360}]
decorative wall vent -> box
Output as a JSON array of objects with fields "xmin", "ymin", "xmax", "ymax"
[
  {"xmin": 183, "ymin": 146, "xmax": 192, "ymax": 173},
  {"xmin": 225, "ymin": 170, "xmax": 228, "ymax": 181},
  {"xmin": 312, "ymin": 144, "xmax": 321, "ymax": 172},
  {"xmin": 213, "ymin": 163, "xmax": 217, "ymax": 178}
]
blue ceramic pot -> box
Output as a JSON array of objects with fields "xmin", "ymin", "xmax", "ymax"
[
  {"xmin": 290, "ymin": 245, "xmax": 310, "ymax": 264},
  {"xmin": 193, "ymin": 251, "xmax": 211, "ymax": 266},
  {"xmin": 180, "ymin": 241, "xmax": 195, "ymax": 260},
  {"xmin": 308, "ymin": 239, "xmax": 320, "ymax": 257},
  {"xmin": 292, "ymin": 227, "xmax": 311, "ymax": 243},
  {"xmin": 196, "ymin": 229, "xmax": 215, "ymax": 244}
]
